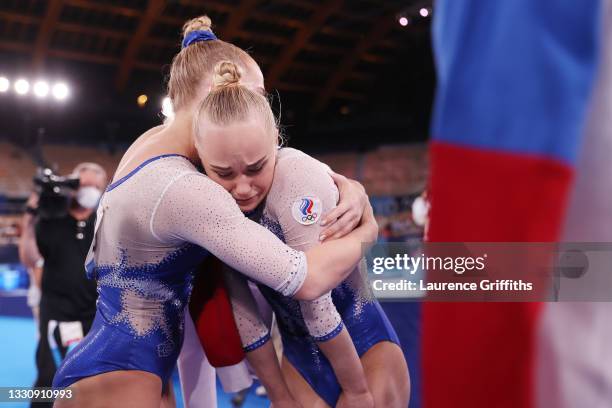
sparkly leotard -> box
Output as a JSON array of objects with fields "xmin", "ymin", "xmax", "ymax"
[
  {"xmin": 227, "ymin": 148, "xmax": 400, "ymax": 407},
  {"xmin": 52, "ymin": 154, "xmax": 308, "ymax": 389}
]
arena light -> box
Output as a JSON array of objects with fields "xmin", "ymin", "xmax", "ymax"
[
  {"xmin": 419, "ymin": 8, "xmax": 430, "ymax": 17},
  {"xmin": 52, "ymin": 82, "xmax": 69, "ymax": 100},
  {"xmin": 137, "ymin": 94, "xmax": 148, "ymax": 108},
  {"xmin": 14, "ymin": 78, "xmax": 30, "ymax": 95},
  {"xmin": 0, "ymin": 77, "xmax": 9, "ymax": 93},
  {"xmin": 33, "ymin": 80, "xmax": 50, "ymax": 98},
  {"xmin": 161, "ymin": 96, "xmax": 174, "ymax": 119},
  {"xmin": 399, "ymin": 16, "xmax": 409, "ymax": 26}
]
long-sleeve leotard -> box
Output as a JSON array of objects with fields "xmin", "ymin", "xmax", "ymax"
[
  {"xmin": 53, "ymin": 154, "xmax": 310, "ymax": 388},
  {"xmin": 227, "ymin": 148, "xmax": 371, "ymax": 349}
]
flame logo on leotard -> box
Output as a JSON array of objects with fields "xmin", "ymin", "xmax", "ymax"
[
  {"xmin": 300, "ymin": 198, "xmax": 314, "ymax": 215},
  {"xmin": 299, "ymin": 198, "xmax": 317, "ymax": 222}
]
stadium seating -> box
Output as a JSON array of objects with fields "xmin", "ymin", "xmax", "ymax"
[
  {"xmin": 0, "ymin": 143, "xmax": 37, "ymax": 198},
  {"xmin": 314, "ymin": 144, "xmax": 428, "ymax": 196},
  {"xmin": 1, "ymin": 141, "xmax": 427, "ymax": 200},
  {"xmin": 41, "ymin": 144, "xmax": 122, "ymax": 179},
  {"xmin": 0, "ymin": 142, "xmax": 123, "ymax": 198},
  {"xmin": 313, "ymin": 151, "xmax": 359, "ymax": 180},
  {"xmin": 362, "ymin": 144, "xmax": 428, "ymax": 196}
]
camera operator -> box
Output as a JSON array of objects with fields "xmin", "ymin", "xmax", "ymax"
[{"xmin": 19, "ymin": 162, "xmax": 107, "ymax": 407}]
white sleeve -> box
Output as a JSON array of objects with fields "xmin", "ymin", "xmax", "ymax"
[
  {"xmin": 223, "ymin": 268, "xmax": 271, "ymax": 351},
  {"xmin": 267, "ymin": 151, "xmax": 344, "ymax": 341},
  {"xmin": 299, "ymin": 292, "xmax": 343, "ymax": 341},
  {"xmin": 152, "ymin": 172, "xmax": 306, "ymax": 297}
]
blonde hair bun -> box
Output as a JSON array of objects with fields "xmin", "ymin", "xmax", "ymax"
[
  {"xmin": 213, "ymin": 61, "xmax": 242, "ymax": 89},
  {"xmin": 182, "ymin": 15, "xmax": 213, "ymax": 38}
]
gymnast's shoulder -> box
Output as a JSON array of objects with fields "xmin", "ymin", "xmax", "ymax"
[{"xmin": 274, "ymin": 147, "xmax": 333, "ymax": 180}]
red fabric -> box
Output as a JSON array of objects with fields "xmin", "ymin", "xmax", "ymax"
[
  {"xmin": 423, "ymin": 141, "xmax": 573, "ymax": 408},
  {"xmin": 189, "ymin": 256, "xmax": 245, "ymax": 367}
]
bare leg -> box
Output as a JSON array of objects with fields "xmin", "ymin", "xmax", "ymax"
[
  {"xmin": 361, "ymin": 342, "xmax": 410, "ymax": 408},
  {"xmin": 281, "ymin": 356, "xmax": 330, "ymax": 408},
  {"xmin": 53, "ymin": 370, "xmax": 162, "ymax": 408}
]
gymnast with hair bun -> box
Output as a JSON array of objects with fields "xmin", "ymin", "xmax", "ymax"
[
  {"xmin": 51, "ymin": 15, "xmax": 377, "ymax": 408},
  {"xmin": 181, "ymin": 56, "xmax": 410, "ymax": 408}
]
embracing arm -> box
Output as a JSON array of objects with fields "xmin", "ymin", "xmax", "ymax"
[
  {"xmin": 299, "ymin": 294, "xmax": 370, "ymax": 399},
  {"xmin": 296, "ymin": 213, "xmax": 376, "ymax": 300},
  {"xmin": 266, "ymin": 151, "xmax": 373, "ymax": 400},
  {"xmin": 152, "ymin": 172, "xmax": 376, "ymax": 301},
  {"xmin": 223, "ymin": 268, "xmax": 298, "ymax": 407},
  {"xmin": 320, "ymin": 172, "xmax": 368, "ymax": 241},
  {"xmin": 246, "ymin": 342, "xmax": 299, "ymax": 408}
]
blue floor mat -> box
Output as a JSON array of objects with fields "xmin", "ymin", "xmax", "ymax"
[{"xmin": 0, "ymin": 316, "xmax": 269, "ymax": 408}]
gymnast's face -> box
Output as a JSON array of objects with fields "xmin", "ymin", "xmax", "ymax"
[{"xmin": 198, "ymin": 118, "xmax": 277, "ymax": 212}]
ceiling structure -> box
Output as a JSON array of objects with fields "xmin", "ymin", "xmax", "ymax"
[{"xmin": 0, "ymin": 0, "xmax": 434, "ymax": 149}]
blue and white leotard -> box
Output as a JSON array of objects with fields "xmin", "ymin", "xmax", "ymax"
[
  {"xmin": 53, "ymin": 154, "xmax": 309, "ymax": 389},
  {"xmin": 226, "ymin": 148, "xmax": 401, "ymax": 407}
]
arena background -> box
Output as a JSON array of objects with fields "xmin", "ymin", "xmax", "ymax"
[{"xmin": 0, "ymin": 1, "xmax": 433, "ymax": 407}]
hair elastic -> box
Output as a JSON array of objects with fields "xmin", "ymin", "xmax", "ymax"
[{"xmin": 182, "ymin": 30, "xmax": 218, "ymax": 49}]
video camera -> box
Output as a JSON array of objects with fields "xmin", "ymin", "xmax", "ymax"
[{"xmin": 33, "ymin": 168, "xmax": 80, "ymax": 219}]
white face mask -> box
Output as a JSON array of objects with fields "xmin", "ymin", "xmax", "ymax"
[
  {"xmin": 76, "ymin": 186, "xmax": 102, "ymax": 209},
  {"xmin": 412, "ymin": 196, "xmax": 429, "ymax": 227}
]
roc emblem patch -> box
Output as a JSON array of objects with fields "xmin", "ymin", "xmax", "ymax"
[{"xmin": 292, "ymin": 196, "xmax": 321, "ymax": 226}]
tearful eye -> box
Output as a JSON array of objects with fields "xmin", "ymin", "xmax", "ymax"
[
  {"xmin": 246, "ymin": 166, "xmax": 263, "ymax": 175},
  {"xmin": 246, "ymin": 159, "xmax": 267, "ymax": 175},
  {"xmin": 216, "ymin": 172, "xmax": 233, "ymax": 179}
]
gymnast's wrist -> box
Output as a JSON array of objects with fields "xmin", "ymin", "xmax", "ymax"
[
  {"xmin": 354, "ymin": 218, "xmax": 378, "ymax": 244},
  {"xmin": 340, "ymin": 376, "xmax": 370, "ymax": 395},
  {"xmin": 338, "ymin": 388, "xmax": 375, "ymax": 408},
  {"xmin": 359, "ymin": 204, "xmax": 378, "ymax": 242}
]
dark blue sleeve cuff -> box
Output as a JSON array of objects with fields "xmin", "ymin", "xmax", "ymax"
[
  {"xmin": 244, "ymin": 332, "xmax": 271, "ymax": 352},
  {"xmin": 312, "ymin": 321, "xmax": 344, "ymax": 342}
]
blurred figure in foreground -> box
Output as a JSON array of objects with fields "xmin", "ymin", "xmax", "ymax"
[{"xmin": 423, "ymin": 1, "xmax": 606, "ymax": 408}]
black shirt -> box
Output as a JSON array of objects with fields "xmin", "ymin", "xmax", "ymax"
[{"xmin": 35, "ymin": 212, "xmax": 97, "ymax": 321}]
